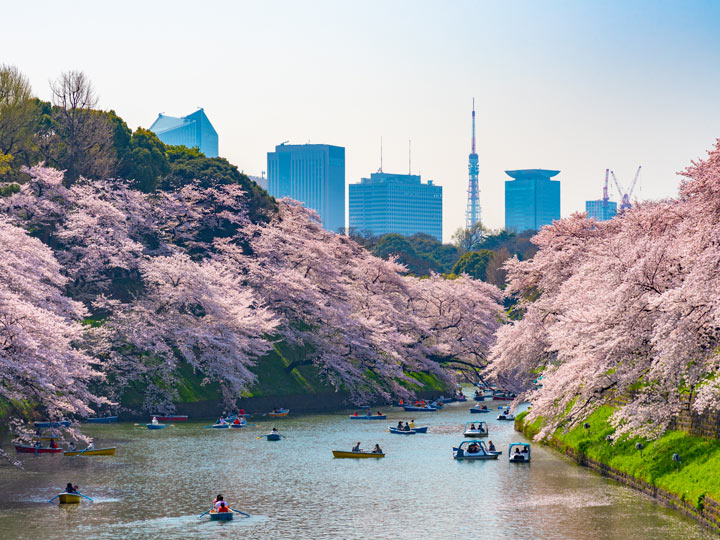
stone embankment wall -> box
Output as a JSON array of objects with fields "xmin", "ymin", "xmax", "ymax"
[
  {"xmin": 670, "ymin": 395, "xmax": 720, "ymax": 439},
  {"xmin": 516, "ymin": 416, "xmax": 720, "ymax": 533}
]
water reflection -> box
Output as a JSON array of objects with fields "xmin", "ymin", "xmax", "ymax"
[{"xmin": 0, "ymin": 399, "xmax": 714, "ymax": 540}]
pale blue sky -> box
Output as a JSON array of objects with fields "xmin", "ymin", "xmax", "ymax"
[{"xmin": 3, "ymin": 0, "xmax": 719, "ymax": 240}]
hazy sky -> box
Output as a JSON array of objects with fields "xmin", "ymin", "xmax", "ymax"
[{"xmin": 3, "ymin": 0, "xmax": 720, "ymax": 241}]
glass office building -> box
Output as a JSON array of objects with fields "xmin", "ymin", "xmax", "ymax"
[
  {"xmin": 349, "ymin": 172, "xmax": 443, "ymax": 241},
  {"xmin": 149, "ymin": 108, "xmax": 218, "ymax": 158},
  {"xmin": 505, "ymin": 169, "xmax": 561, "ymax": 232},
  {"xmin": 267, "ymin": 143, "xmax": 345, "ymax": 232},
  {"xmin": 585, "ymin": 199, "xmax": 618, "ymax": 221}
]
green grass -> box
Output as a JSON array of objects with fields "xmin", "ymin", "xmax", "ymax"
[{"xmin": 520, "ymin": 406, "xmax": 720, "ymax": 509}]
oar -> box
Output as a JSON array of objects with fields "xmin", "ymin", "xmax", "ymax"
[
  {"xmin": 230, "ymin": 507, "xmax": 251, "ymax": 517},
  {"xmin": 77, "ymin": 493, "xmax": 94, "ymax": 503},
  {"xmin": 47, "ymin": 494, "xmax": 60, "ymax": 503},
  {"xmin": 198, "ymin": 508, "xmax": 213, "ymax": 518},
  {"xmin": 73, "ymin": 446, "xmax": 90, "ymax": 457}
]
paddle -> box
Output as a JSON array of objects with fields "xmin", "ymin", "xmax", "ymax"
[
  {"xmin": 47, "ymin": 495, "xmax": 60, "ymax": 503},
  {"xmin": 198, "ymin": 508, "xmax": 213, "ymax": 518},
  {"xmin": 77, "ymin": 493, "xmax": 94, "ymax": 503},
  {"xmin": 230, "ymin": 507, "xmax": 251, "ymax": 517}
]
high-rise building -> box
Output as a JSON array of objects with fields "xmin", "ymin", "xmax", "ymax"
[
  {"xmin": 505, "ymin": 169, "xmax": 561, "ymax": 232},
  {"xmin": 349, "ymin": 172, "xmax": 442, "ymax": 241},
  {"xmin": 149, "ymin": 108, "xmax": 218, "ymax": 158},
  {"xmin": 267, "ymin": 143, "xmax": 345, "ymax": 232},
  {"xmin": 466, "ymin": 99, "xmax": 481, "ymax": 228},
  {"xmin": 585, "ymin": 199, "xmax": 617, "ymax": 221}
]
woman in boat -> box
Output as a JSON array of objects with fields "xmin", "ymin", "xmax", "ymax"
[
  {"xmin": 372, "ymin": 444, "xmax": 382, "ymax": 454},
  {"xmin": 151, "ymin": 416, "xmax": 159, "ymax": 425},
  {"xmin": 217, "ymin": 501, "xmax": 230, "ymax": 513},
  {"xmin": 396, "ymin": 420, "xmax": 403, "ymax": 430},
  {"xmin": 352, "ymin": 442, "xmax": 361, "ymax": 452},
  {"xmin": 488, "ymin": 440, "xmax": 496, "ymax": 452},
  {"xmin": 213, "ymin": 495, "xmax": 227, "ymax": 510},
  {"xmin": 409, "ymin": 419, "xmax": 415, "ymax": 429}
]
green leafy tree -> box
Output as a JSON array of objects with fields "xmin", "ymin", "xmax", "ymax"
[
  {"xmin": 117, "ymin": 128, "xmax": 169, "ymax": 193},
  {"xmin": 451, "ymin": 249, "xmax": 494, "ymax": 280}
]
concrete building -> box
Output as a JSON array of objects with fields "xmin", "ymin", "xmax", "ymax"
[
  {"xmin": 267, "ymin": 143, "xmax": 345, "ymax": 232},
  {"xmin": 149, "ymin": 108, "xmax": 218, "ymax": 158},
  {"xmin": 585, "ymin": 199, "xmax": 618, "ymax": 221},
  {"xmin": 505, "ymin": 169, "xmax": 561, "ymax": 232},
  {"xmin": 349, "ymin": 172, "xmax": 442, "ymax": 241}
]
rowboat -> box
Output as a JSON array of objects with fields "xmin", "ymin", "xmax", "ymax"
[
  {"xmin": 152, "ymin": 415, "xmax": 188, "ymax": 421},
  {"xmin": 229, "ymin": 422, "xmax": 246, "ymax": 429},
  {"xmin": 453, "ymin": 440, "xmax": 499, "ymax": 460},
  {"xmin": 509, "ymin": 442, "xmax": 531, "ymax": 462},
  {"xmin": 64, "ymin": 447, "xmax": 116, "ymax": 456},
  {"xmin": 497, "ymin": 412, "xmax": 515, "ymax": 421},
  {"xmin": 210, "ymin": 423, "xmax": 230, "ymax": 429},
  {"xmin": 209, "ymin": 511, "xmax": 234, "ymax": 521},
  {"xmin": 349, "ymin": 414, "xmax": 386, "ymax": 420},
  {"xmin": 86, "ymin": 416, "xmax": 118, "ymax": 423},
  {"xmin": 268, "ymin": 408, "xmax": 289, "ymax": 417},
  {"xmin": 58, "ymin": 493, "xmax": 82, "ymax": 504},
  {"xmin": 411, "ymin": 426, "xmax": 428, "ymax": 433},
  {"xmin": 388, "ymin": 427, "xmax": 417, "ymax": 435},
  {"xmin": 402, "ymin": 405, "xmax": 437, "ymax": 412},
  {"xmin": 266, "ymin": 433, "xmax": 281, "ymax": 441},
  {"xmin": 14, "ymin": 445, "xmax": 63, "ymax": 454},
  {"xmin": 332, "ymin": 450, "xmax": 385, "ymax": 459},
  {"xmin": 492, "ymin": 392, "xmax": 516, "ymax": 401},
  {"xmin": 470, "ymin": 405, "xmax": 490, "ymax": 413},
  {"xmin": 147, "ymin": 423, "xmax": 166, "ymax": 430},
  {"xmin": 34, "ymin": 421, "xmax": 70, "ymax": 428},
  {"xmin": 464, "ymin": 421, "xmax": 489, "ymax": 437}
]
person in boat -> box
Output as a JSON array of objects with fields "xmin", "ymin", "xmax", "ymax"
[
  {"xmin": 68, "ymin": 441, "xmax": 76, "ymax": 451},
  {"xmin": 213, "ymin": 494, "xmax": 230, "ymax": 510},
  {"xmin": 409, "ymin": 419, "xmax": 415, "ymax": 429},
  {"xmin": 514, "ymin": 447, "xmax": 522, "ymax": 454},
  {"xmin": 239, "ymin": 408, "xmax": 246, "ymax": 416},
  {"xmin": 151, "ymin": 416, "xmax": 159, "ymax": 425},
  {"xmin": 470, "ymin": 423, "xmax": 476, "ymax": 430},
  {"xmin": 403, "ymin": 422, "xmax": 410, "ymax": 431},
  {"xmin": 396, "ymin": 421, "xmax": 403, "ymax": 430},
  {"xmin": 352, "ymin": 442, "xmax": 361, "ymax": 452},
  {"xmin": 354, "ymin": 411, "xmax": 359, "ymax": 416},
  {"xmin": 50, "ymin": 439, "xmax": 58, "ymax": 449},
  {"xmin": 376, "ymin": 411, "xmax": 382, "ymax": 417},
  {"xmin": 217, "ymin": 501, "xmax": 230, "ymax": 513},
  {"xmin": 232, "ymin": 417, "xmax": 242, "ymax": 425},
  {"xmin": 468, "ymin": 443, "xmax": 479, "ymax": 454},
  {"xmin": 271, "ymin": 427, "xmax": 279, "ymax": 433},
  {"xmin": 65, "ymin": 483, "xmax": 77, "ymax": 494},
  {"xmin": 488, "ymin": 440, "xmax": 496, "ymax": 452},
  {"xmin": 372, "ymin": 444, "xmax": 382, "ymax": 454},
  {"xmin": 87, "ymin": 441, "xmax": 94, "ymax": 450}
]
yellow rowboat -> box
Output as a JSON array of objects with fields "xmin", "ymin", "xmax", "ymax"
[
  {"xmin": 332, "ymin": 450, "xmax": 385, "ymax": 459},
  {"xmin": 58, "ymin": 493, "xmax": 82, "ymax": 504},
  {"xmin": 64, "ymin": 447, "xmax": 116, "ymax": 456}
]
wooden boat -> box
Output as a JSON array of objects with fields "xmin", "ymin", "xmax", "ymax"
[
  {"xmin": 509, "ymin": 442, "xmax": 531, "ymax": 462},
  {"xmin": 58, "ymin": 493, "xmax": 82, "ymax": 504},
  {"xmin": 470, "ymin": 405, "xmax": 490, "ymax": 413},
  {"xmin": 14, "ymin": 444, "xmax": 63, "ymax": 454},
  {"xmin": 402, "ymin": 405, "xmax": 437, "ymax": 412},
  {"xmin": 452, "ymin": 440, "xmax": 499, "ymax": 460},
  {"xmin": 266, "ymin": 432, "xmax": 281, "ymax": 441},
  {"xmin": 268, "ymin": 408, "xmax": 289, "ymax": 417},
  {"xmin": 209, "ymin": 510, "xmax": 234, "ymax": 521},
  {"xmin": 86, "ymin": 416, "xmax": 118, "ymax": 423},
  {"xmin": 153, "ymin": 415, "xmax": 189, "ymax": 421},
  {"xmin": 388, "ymin": 427, "xmax": 417, "ymax": 435},
  {"xmin": 332, "ymin": 450, "xmax": 385, "ymax": 459},
  {"xmin": 464, "ymin": 421, "xmax": 489, "ymax": 437},
  {"xmin": 146, "ymin": 423, "xmax": 166, "ymax": 430},
  {"xmin": 349, "ymin": 414, "xmax": 386, "ymax": 420},
  {"xmin": 64, "ymin": 447, "xmax": 116, "ymax": 456},
  {"xmin": 34, "ymin": 421, "xmax": 70, "ymax": 428},
  {"xmin": 210, "ymin": 423, "xmax": 230, "ymax": 429}
]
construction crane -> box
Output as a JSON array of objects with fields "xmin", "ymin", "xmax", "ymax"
[{"xmin": 610, "ymin": 166, "xmax": 641, "ymax": 211}]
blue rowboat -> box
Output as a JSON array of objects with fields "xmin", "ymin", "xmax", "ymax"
[
  {"xmin": 34, "ymin": 421, "xmax": 70, "ymax": 428},
  {"xmin": 403, "ymin": 405, "xmax": 437, "ymax": 412},
  {"xmin": 86, "ymin": 416, "xmax": 118, "ymax": 423},
  {"xmin": 349, "ymin": 415, "xmax": 386, "ymax": 420},
  {"xmin": 411, "ymin": 426, "xmax": 428, "ymax": 433},
  {"xmin": 266, "ymin": 433, "xmax": 281, "ymax": 441},
  {"xmin": 388, "ymin": 427, "xmax": 417, "ymax": 435},
  {"xmin": 146, "ymin": 423, "xmax": 166, "ymax": 430},
  {"xmin": 210, "ymin": 511, "xmax": 234, "ymax": 521},
  {"xmin": 470, "ymin": 406, "xmax": 490, "ymax": 414}
]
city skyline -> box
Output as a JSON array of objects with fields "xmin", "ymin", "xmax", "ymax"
[{"xmin": 3, "ymin": 1, "xmax": 719, "ymax": 241}]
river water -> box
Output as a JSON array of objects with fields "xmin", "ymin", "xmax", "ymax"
[{"xmin": 0, "ymin": 398, "xmax": 714, "ymax": 540}]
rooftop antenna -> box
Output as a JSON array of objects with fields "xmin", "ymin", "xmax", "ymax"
[
  {"xmin": 409, "ymin": 139, "xmax": 412, "ymax": 175},
  {"xmin": 379, "ymin": 136, "xmax": 383, "ymax": 173}
]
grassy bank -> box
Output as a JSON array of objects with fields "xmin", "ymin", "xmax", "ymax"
[{"xmin": 516, "ymin": 408, "xmax": 720, "ymax": 513}]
